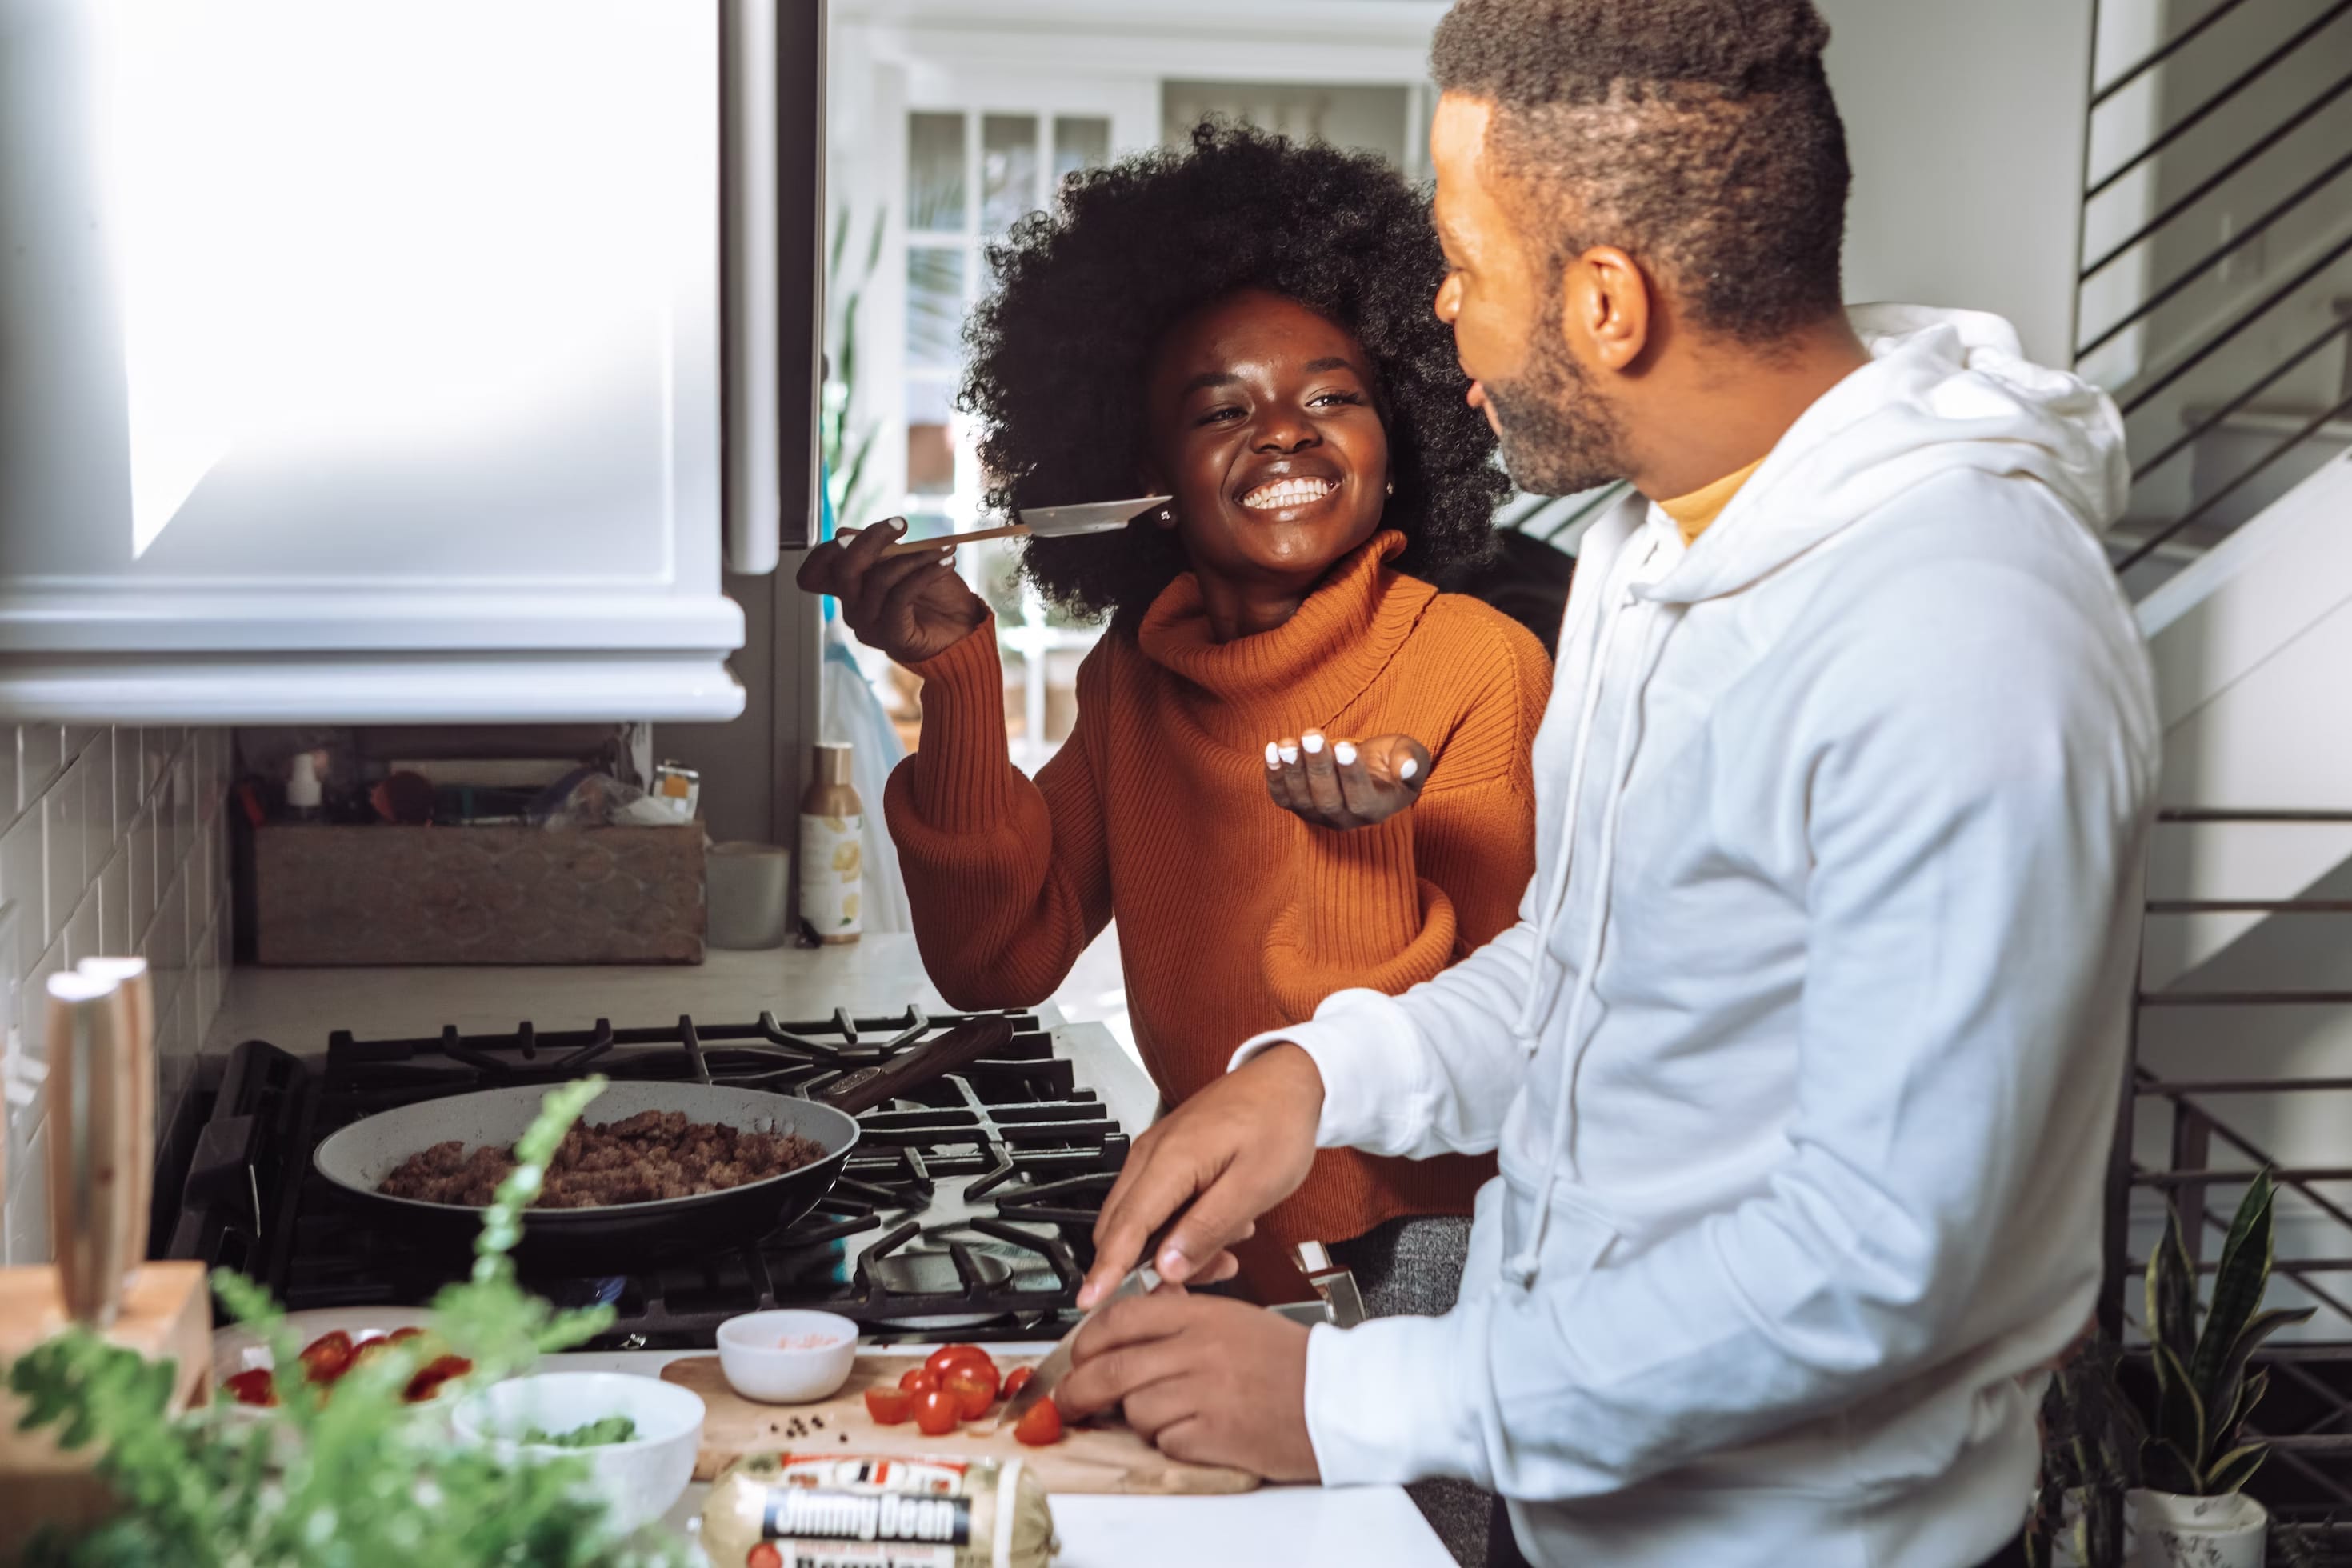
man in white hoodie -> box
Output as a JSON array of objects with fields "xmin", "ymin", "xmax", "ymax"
[{"xmin": 1057, "ymin": 2, "xmax": 2160, "ymax": 1564}]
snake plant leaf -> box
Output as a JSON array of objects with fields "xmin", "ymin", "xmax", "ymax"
[
  {"xmin": 2142, "ymin": 1435, "xmax": 2202, "ymax": 1497},
  {"xmin": 2146, "ymin": 1208, "xmax": 2201, "ymax": 1374},
  {"xmin": 2202, "ymin": 1442, "xmax": 2268, "ymax": 1497},
  {"xmin": 2151, "ymin": 1338, "xmax": 2207, "ymax": 1471},
  {"xmin": 2193, "ymin": 1173, "xmax": 2279, "ymax": 1396},
  {"xmin": 2227, "ymin": 1368, "xmax": 2271, "ymax": 1442},
  {"xmin": 2206, "ymin": 1303, "xmax": 2316, "ymax": 1454}
]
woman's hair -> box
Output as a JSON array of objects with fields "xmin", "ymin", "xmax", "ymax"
[{"xmin": 960, "ymin": 121, "xmax": 1509, "ymax": 625}]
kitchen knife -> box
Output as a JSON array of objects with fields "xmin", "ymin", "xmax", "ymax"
[
  {"xmin": 992, "ymin": 1254, "xmax": 1162, "ymax": 1434},
  {"xmin": 875, "ymin": 495, "xmax": 1171, "ymax": 558},
  {"xmin": 44, "ymin": 970, "xmax": 142, "ymax": 1326}
]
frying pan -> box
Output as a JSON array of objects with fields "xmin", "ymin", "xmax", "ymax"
[{"xmin": 311, "ymin": 1016, "xmax": 1012, "ymax": 1272}]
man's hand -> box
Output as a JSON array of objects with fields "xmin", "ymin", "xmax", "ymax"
[
  {"xmin": 1080, "ymin": 1044, "xmax": 1325, "ymax": 1307},
  {"xmin": 794, "ymin": 516, "xmax": 989, "ymax": 666},
  {"xmin": 1265, "ymin": 731, "xmax": 1430, "ymax": 830},
  {"xmin": 1058, "ymin": 1291, "xmax": 1319, "ymax": 1482}
]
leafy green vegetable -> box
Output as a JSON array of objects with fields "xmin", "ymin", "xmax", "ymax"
[
  {"xmin": 6, "ymin": 1076, "xmax": 691, "ymax": 1567},
  {"xmin": 520, "ymin": 1415, "xmax": 639, "ymax": 1449}
]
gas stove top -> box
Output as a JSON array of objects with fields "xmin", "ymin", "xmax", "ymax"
[{"xmin": 163, "ymin": 1007, "xmax": 1131, "ymax": 1347}]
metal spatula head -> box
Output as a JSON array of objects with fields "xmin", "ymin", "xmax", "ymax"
[{"xmin": 1016, "ymin": 494, "xmax": 1172, "ymax": 536}]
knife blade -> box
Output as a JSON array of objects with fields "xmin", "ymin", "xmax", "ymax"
[{"xmin": 993, "ymin": 1256, "xmax": 1160, "ymax": 1433}]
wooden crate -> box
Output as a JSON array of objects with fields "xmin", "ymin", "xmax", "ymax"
[{"xmin": 254, "ymin": 823, "xmax": 705, "ymax": 966}]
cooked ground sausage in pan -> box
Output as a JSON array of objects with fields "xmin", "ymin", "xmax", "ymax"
[{"xmin": 376, "ymin": 1110, "xmax": 827, "ymax": 1208}]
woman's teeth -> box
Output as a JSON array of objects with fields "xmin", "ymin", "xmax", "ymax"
[{"xmin": 1241, "ymin": 478, "xmax": 1338, "ymax": 510}]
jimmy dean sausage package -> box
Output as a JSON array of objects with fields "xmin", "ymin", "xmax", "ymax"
[{"xmin": 702, "ymin": 1452, "xmax": 1058, "ymax": 1568}]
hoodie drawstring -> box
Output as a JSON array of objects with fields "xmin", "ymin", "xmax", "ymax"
[{"xmin": 1506, "ymin": 594, "xmax": 1677, "ymax": 1290}]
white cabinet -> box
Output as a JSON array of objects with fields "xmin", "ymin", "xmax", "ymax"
[{"xmin": 0, "ymin": 0, "xmax": 825, "ymax": 724}]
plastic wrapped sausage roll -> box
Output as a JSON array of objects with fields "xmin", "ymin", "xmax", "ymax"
[{"xmin": 702, "ymin": 1452, "xmax": 1058, "ymax": 1568}]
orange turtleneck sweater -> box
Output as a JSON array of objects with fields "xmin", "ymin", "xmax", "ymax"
[{"xmin": 884, "ymin": 532, "xmax": 1551, "ymax": 1256}]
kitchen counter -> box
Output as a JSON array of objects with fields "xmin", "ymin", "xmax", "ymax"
[
  {"xmin": 202, "ymin": 941, "xmax": 1452, "ymax": 1566},
  {"xmin": 549, "ymin": 1346, "xmax": 1455, "ymax": 1568}
]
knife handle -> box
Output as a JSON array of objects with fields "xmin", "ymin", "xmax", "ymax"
[
  {"xmin": 878, "ymin": 522, "xmax": 1030, "ymax": 558},
  {"xmin": 45, "ymin": 973, "xmax": 142, "ymax": 1326}
]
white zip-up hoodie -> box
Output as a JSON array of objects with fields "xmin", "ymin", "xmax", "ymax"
[{"xmin": 1234, "ymin": 306, "xmax": 2161, "ymax": 1568}]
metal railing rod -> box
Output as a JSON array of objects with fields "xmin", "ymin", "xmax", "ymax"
[
  {"xmin": 2158, "ymin": 808, "xmax": 2352, "ymax": 823},
  {"xmin": 2115, "ymin": 229, "xmax": 2352, "ymax": 415},
  {"xmin": 2148, "ymin": 898, "xmax": 2352, "ymax": 913},
  {"xmin": 2086, "ymin": 0, "xmax": 2352, "ymax": 200},
  {"xmin": 2138, "ymin": 990, "xmax": 2352, "ymax": 1006},
  {"xmin": 2090, "ymin": 0, "xmax": 2255, "ymax": 109},
  {"xmin": 2114, "ymin": 386, "xmax": 2352, "ymax": 572},
  {"xmin": 2128, "ymin": 1087, "xmax": 2352, "ymax": 1238},
  {"xmin": 2127, "ymin": 315, "xmax": 2352, "ymax": 482},
  {"xmin": 2084, "ymin": 65, "xmax": 2352, "ymax": 279},
  {"xmin": 2128, "ymin": 1256, "xmax": 2352, "ymax": 1273},
  {"xmin": 2142, "ymin": 1075, "xmax": 2352, "ymax": 1092},
  {"xmin": 2139, "ymin": 1166, "xmax": 2352, "ymax": 1183},
  {"xmin": 2082, "ymin": 143, "xmax": 2352, "ymax": 358}
]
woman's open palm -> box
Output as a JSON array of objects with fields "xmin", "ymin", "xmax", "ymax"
[{"xmin": 1264, "ymin": 731, "xmax": 1430, "ymax": 830}]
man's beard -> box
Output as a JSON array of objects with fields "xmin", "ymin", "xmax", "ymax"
[{"xmin": 1481, "ymin": 327, "xmax": 1634, "ymax": 498}]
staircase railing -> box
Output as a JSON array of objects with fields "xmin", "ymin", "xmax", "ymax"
[{"xmin": 2076, "ymin": 0, "xmax": 2352, "ymax": 582}]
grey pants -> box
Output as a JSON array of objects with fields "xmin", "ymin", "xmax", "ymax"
[{"xmin": 1328, "ymin": 1215, "xmax": 1494, "ymax": 1568}]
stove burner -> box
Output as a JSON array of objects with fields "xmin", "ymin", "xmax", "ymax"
[{"xmin": 165, "ymin": 1006, "xmax": 1130, "ymax": 1347}]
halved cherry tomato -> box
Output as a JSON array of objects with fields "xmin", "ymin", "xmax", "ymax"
[
  {"xmin": 403, "ymin": 1353, "xmax": 472, "ymax": 1403},
  {"xmin": 298, "ymin": 1330, "xmax": 354, "ymax": 1384},
  {"xmin": 898, "ymin": 1366, "xmax": 941, "ymax": 1395},
  {"xmin": 863, "ymin": 1386, "xmax": 914, "ymax": 1425},
  {"xmin": 1012, "ymin": 1395, "xmax": 1063, "ymax": 1446},
  {"xmin": 925, "ymin": 1343, "xmax": 996, "ymax": 1380},
  {"xmin": 1002, "ymin": 1366, "xmax": 1034, "ymax": 1399},
  {"xmin": 913, "ymin": 1386, "xmax": 960, "ymax": 1436},
  {"xmin": 943, "ymin": 1366, "xmax": 998, "ymax": 1420},
  {"xmin": 225, "ymin": 1368, "xmax": 278, "ymax": 1407},
  {"xmin": 387, "ymin": 1326, "xmax": 426, "ymax": 1344}
]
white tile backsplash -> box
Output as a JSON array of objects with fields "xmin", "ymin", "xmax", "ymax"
[{"xmin": 0, "ymin": 725, "xmax": 226, "ymax": 1265}]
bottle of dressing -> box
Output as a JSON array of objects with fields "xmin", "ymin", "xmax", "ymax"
[{"xmin": 798, "ymin": 742, "xmax": 862, "ymax": 945}]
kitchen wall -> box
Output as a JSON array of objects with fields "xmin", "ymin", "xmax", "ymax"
[{"xmin": 0, "ymin": 725, "xmax": 230, "ymax": 1265}]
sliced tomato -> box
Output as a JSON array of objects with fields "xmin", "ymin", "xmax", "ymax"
[
  {"xmin": 386, "ymin": 1326, "xmax": 426, "ymax": 1343},
  {"xmin": 224, "ymin": 1368, "xmax": 278, "ymax": 1407},
  {"xmin": 898, "ymin": 1366, "xmax": 941, "ymax": 1395},
  {"xmin": 1001, "ymin": 1366, "xmax": 1034, "ymax": 1399},
  {"xmin": 403, "ymin": 1353, "xmax": 472, "ymax": 1403},
  {"xmin": 297, "ymin": 1330, "xmax": 355, "ymax": 1384},
  {"xmin": 863, "ymin": 1386, "xmax": 914, "ymax": 1425},
  {"xmin": 913, "ymin": 1386, "xmax": 960, "ymax": 1436},
  {"xmin": 942, "ymin": 1366, "xmax": 997, "ymax": 1421},
  {"xmin": 924, "ymin": 1343, "xmax": 996, "ymax": 1380},
  {"xmin": 1012, "ymin": 1395, "xmax": 1063, "ymax": 1447}
]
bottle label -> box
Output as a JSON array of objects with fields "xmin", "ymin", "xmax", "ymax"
[{"xmin": 799, "ymin": 812, "xmax": 863, "ymax": 938}]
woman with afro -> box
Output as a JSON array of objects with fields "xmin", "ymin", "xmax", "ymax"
[{"xmin": 799, "ymin": 124, "xmax": 1550, "ymax": 1311}]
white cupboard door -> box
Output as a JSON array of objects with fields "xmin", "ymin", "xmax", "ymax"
[{"xmin": 0, "ymin": 0, "xmax": 745, "ymax": 722}]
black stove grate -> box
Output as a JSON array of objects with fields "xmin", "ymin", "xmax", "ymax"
[{"xmin": 166, "ymin": 1008, "xmax": 1130, "ymax": 1347}]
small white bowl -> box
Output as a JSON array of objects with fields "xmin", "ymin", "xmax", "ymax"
[
  {"xmin": 453, "ymin": 1371, "xmax": 705, "ymax": 1535},
  {"xmin": 715, "ymin": 1309, "xmax": 859, "ymax": 1404}
]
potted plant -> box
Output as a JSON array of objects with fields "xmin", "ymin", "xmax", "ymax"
[
  {"xmin": 2131, "ymin": 1169, "xmax": 2314, "ymax": 1568},
  {"xmin": 6, "ymin": 1078, "xmax": 686, "ymax": 1567},
  {"xmin": 2025, "ymin": 1331, "xmax": 2142, "ymax": 1568}
]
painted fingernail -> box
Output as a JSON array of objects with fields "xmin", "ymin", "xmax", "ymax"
[
  {"xmin": 1278, "ymin": 745, "xmax": 1300, "ymax": 764},
  {"xmin": 1302, "ymin": 732, "xmax": 1325, "ymax": 754},
  {"xmin": 1399, "ymin": 758, "xmax": 1418, "ymax": 781},
  {"xmin": 886, "ymin": 517, "xmax": 907, "ymax": 533},
  {"xmin": 1333, "ymin": 742, "xmax": 1358, "ymax": 766},
  {"xmin": 1265, "ymin": 742, "xmax": 1282, "ymax": 768}
]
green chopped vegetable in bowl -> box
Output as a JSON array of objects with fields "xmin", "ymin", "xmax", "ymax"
[{"xmin": 523, "ymin": 1414, "xmax": 640, "ymax": 1448}]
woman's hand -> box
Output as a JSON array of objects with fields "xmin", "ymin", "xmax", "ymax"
[
  {"xmin": 795, "ymin": 517, "xmax": 989, "ymax": 666},
  {"xmin": 1263, "ymin": 730, "xmax": 1430, "ymax": 830}
]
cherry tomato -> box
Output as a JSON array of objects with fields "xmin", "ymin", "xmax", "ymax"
[
  {"xmin": 387, "ymin": 1326, "xmax": 426, "ymax": 1344},
  {"xmin": 863, "ymin": 1386, "xmax": 914, "ymax": 1425},
  {"xmin": 898, "ymin": 1366, "xmax": 941, "ymax": 1395},
  {"xmin": 1002, "ymin": 1366, "xmax": 1034, "ymax": 1399},
  {"xmin": 403, "ymin": 1353, "xmax": 472, "ymax": 1403},
  {"xmin": 914, "ymin": 1386, "xmax": 961, "ymax": 1436},
  {"xmin": 943, "ymin": 1366, "xmax": 997, "ymax": 1420},
  {"xmin": 224, "ymin": 1368, "xmax": 278, "ymax": 1407},
  {"xmin": 747, "ymin": 1546, "xmax": 782, "ymax": 1568},
  {"xmin": 1012, "ymin": 1396, "xmax": 1063, "ymax": 1447},
  {"xmin": 298, "ymin": 1330, "xmax": 354, "ymax": 1384},
  {"xmin": 925, "ymin": 1343, "xmax": 996, "ymax": 1380}
]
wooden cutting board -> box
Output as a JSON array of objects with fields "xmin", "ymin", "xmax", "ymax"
[{"xmin": 661, "ymin": 1353, "xmax": 1259, "ymax": 1496}]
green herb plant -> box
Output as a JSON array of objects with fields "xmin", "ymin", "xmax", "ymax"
[
  {"xmin": 7, "ymin": 1077, "xmax": 690, "ymax": 1566},
  {"xmin": 2140, "ymin": 1168, "xmax": 2314, "ymax": 1498}
]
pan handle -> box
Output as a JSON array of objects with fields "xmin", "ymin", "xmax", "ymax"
[{"xmin": 813, "ymin": 1015, "xmax": 1014, "ymax": 1116}]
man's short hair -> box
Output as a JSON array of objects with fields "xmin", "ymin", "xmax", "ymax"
[{"xmin": 1431, "ymin": 0, "xmax": 1850, "ymax": 344}]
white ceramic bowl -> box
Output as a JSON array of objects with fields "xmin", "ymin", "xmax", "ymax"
[
  {"xmin": 714, "ymin": 1309, "xmax": 859, "ymax": 1404},
  {"xmin": 453, "ymin": 1371, "xmax": 706, "ymax": 1535}
]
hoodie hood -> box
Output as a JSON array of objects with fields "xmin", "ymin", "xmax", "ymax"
[{"xmin": 1643, "ymin": 305, "xmax": 2130, "ymax": 607}]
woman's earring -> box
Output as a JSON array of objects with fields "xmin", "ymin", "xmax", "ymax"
[
  {"xmin": 1158, "ymin": 506, "xmax": 1175, "ymax": 523},
  {"xmin": 1385, "ymin": 481, "xmax": 1394, "ymax": 497}
]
